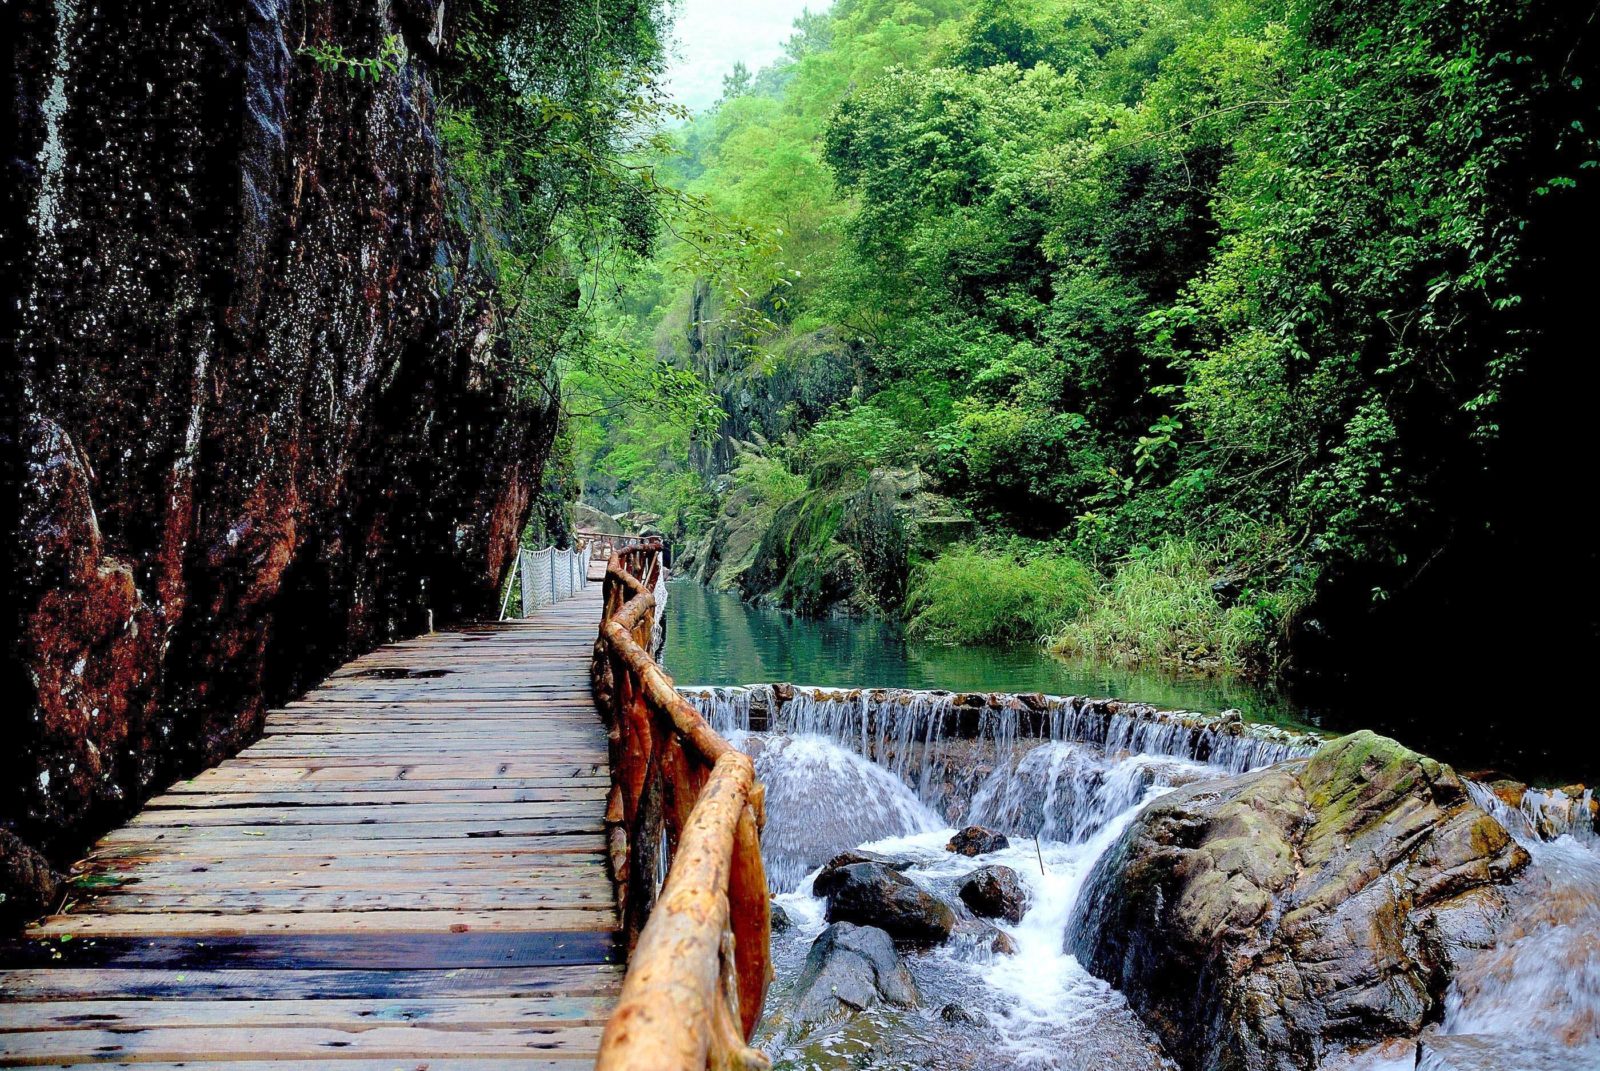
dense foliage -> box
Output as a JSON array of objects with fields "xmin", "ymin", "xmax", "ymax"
[
  {"xmin": 580, "ymin": 0, "xmax": 1597, "ymax": 679},
  {"xmin": 426, "ymin": 0, "xmax": 721, "ymax": 542}
]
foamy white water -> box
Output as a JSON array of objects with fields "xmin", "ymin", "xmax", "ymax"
[{"xmin": 686, "ymin": 685, "xmax": 1600, "ymax": 1068}]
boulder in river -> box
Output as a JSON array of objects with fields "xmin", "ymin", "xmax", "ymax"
[
  {"xmin": 819, "ymin": 848, "xmax": 918, "ymax": 876},
  {"xmin": 791, "ymin": 922, "xmax": 921, "ymax": 1023},
  {"xmin": 947, "ymin": 825, "xmax": 1009, "ymax": 856},
  {"xmin": 816, "ymin": 861, "xmax": 957, "ymax": 943},
  {"xmin": 940, "ymin": 1002, "xmax": 984, "ymax": 1026},
  {"xmin": 1069, "ymin": 730, "xmax": 1529, "ymax": 1071},
  {"xmin": 959, "ymin": 864, "xmax": 1028, "ymax": 924},
  {"xmin": 953, "ymin": 917, "xmax": 1019, "ymax": 956},
  {"xmin": 770, "ymin": 901, "xmax": 793, "ymax": 934}
]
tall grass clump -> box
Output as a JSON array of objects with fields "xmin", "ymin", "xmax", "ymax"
[
  {"xmin": 1054, "ymin": 540, "xmax": 1269, "ymax": 672},
  {"xmin": 907, "ymin": 543, "xmax": 1095, "ymax": 646}
]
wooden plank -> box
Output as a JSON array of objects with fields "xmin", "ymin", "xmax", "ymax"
[
  {"xmin": 0, "ymin": 1024, "xmax": 604, "ymax": 1065},
  {"xmin": 177, "ymin": 763, "xmax": 607, "ymax": 781},
  {"xmin": 0, "ymin": 996, "xmax": 612, "ymax": 1031},
  {"xmin": 30, "ymin": 909, "xmax": 617, "ymax": 937},
  {"xmin": 163, "ymin": 778, "xmax": 611, "ymax": 795},
  {"xmin": 69, "ymin": 861, "xmax": 609, "ymax": 882},
  {"xmin": 84, "ymin": 839, "xmax": 607, "ymax": 862},
  {"xmin": 128, "ymin": 802, "xmax": 601, "ymax": 826},
  {"xmin": 0, "ymin": 966, "xmax": 623, "ymax": 1002},
  {"xmin": 0, "ymin": 932, "xmax": 621, "ymax": 971},
  {"xmin": 66, "ymin": 867, "xmax": 609, "ymax": 890},
  {"xmin": 0, "ymin": 1062, "xmax": 596, "ymax": 1071},
  {"xmin": 63, "ymin": 884, "xmax": 612, "ymax": 905},
  {"xmin": 143, "ymin": 788, "xmax": 609, "ymax": 806}
]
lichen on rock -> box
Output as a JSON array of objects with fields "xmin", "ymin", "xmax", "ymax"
[{"xmin": 1068, "ymin": 730, "xmax": 1529, "ymax": 1071}]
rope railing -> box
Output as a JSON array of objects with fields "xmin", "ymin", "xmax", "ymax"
[
  {"xmin": 500, "ymin": 543, "xmax": 593, "ymax": 620},
  {"xmin": 591, "ymin": 540, "xmax": 772, "ymax": 1071}
]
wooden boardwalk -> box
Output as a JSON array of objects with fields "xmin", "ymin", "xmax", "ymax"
[{"xmin": 0, "ymin": 586, "xmax": 619, "ymax": 1069}]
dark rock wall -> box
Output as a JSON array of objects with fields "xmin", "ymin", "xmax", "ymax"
[{"xmin": 2, "ymin": 0, "xmax": 552, "ymax": 908}]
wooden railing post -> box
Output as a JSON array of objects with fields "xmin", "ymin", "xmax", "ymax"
[{"xmin": 591, "ymin": 541, "xmax": 772, "ymax": 1071}]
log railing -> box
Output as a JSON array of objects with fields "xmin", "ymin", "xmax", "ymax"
[{"xmin": 591, "ymin": 540, "xmax": 772, "ymax": 1071}]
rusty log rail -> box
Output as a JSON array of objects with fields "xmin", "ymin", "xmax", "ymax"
[{"xmin": 590, "ymin": 540, "xmax": 772, "ymax": 1071}]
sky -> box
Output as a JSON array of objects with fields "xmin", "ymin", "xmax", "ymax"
[{"xmin": 662, "ymin": 0, "xmax": 824, "ymax": 113}]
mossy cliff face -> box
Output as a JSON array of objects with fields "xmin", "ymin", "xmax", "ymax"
[
  {"xmin": 1069, "ymin": 731, "xmax": 1529, "ymax": 1071},
  {"xmin": 2, "ymin": 0, "xmax": 552, "ymax": 915}
]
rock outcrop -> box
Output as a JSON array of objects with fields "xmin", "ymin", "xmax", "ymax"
[
  {"xmin": 4, "ymin": 2, "xmax": 552, "ymax": 910},
  {"xmin": 1069, "ymin": 731, "xmax": 1529, "ymax": 1071},
  {"xmin": 0, "ymin": 831, "xmax": 63, "ymax": 929},
  {"xmin": 790, "ymin": 922, "xmax": 921, "ymax": 1023}
]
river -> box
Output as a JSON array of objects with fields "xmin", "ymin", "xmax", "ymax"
[
  {"xmin": 662, "ymin": 579, "xmax": 1593, "ymax": 783},
  {"xmin": 662, "ymin": 578, "xmax": 1600, "ymax": 1070},
  {"xmin": 663, "ymin": 579, "xmax": 1310, "ymax": 728}
]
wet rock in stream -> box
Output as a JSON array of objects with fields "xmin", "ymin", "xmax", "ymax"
[
  {"xmin": 821, "ymin": 848, "xmax": 919, "ymax": 873},
  {"xmin": 958, "ymin": 865, "xmax": 1027, "ymax": 924},
  {"xmin": 816, "ymin": 861, "xmax": 957, "ymax": 944},
  {"xmin": 1070, "ymin": 730, "xmax": 1530, "ymax": 1071},
  {"xmin": 947, "ymin": 825, "xmax": 1009, "ymax": 856},
  {"xmin": 792, "ymin": 922, "xmax": 921, "ymax": 1023}
]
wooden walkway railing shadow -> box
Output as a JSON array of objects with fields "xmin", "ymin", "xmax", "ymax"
[{"xmin": 590, "ymin": 541, "xmax": 773, "ymax": 1071}]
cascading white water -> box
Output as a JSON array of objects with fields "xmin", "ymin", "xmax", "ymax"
[
  {"xmin": 687, "ymin": 684, "xmax": 1315, "ymax": 1068},
  {"xmin": 968, "ymin": 742, "xmax": 1223, "ymax": 844},
  {"xmin": 686, "ymin": 684, "xmax": 1600, "ymax": 1068},
  {"xmin": 750, "ymin": 733, "xmax": 943, "ymax": 892},
  {"xmin": 687, "ymin": 683, "xmax": 1316, "ymax": 830},
  {"xmin": 1434, "ymin": 783, "xmax": 1600, "ymax": 1061}
]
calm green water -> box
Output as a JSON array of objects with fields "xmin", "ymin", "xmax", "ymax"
[{"xmin": 663, "ymin": 579, "xmax": 1311, "ymax": 730}]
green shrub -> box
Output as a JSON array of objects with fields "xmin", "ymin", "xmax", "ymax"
[
  {"xmin": 907, "ymin": 543, "xmax": 1095, "ymax": 646},
  {"xmin": 1054, "ymin": 540, "xmax": 1266, "ymax": 672}
]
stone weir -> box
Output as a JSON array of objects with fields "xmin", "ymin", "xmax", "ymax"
[{"xmin": 679, "ymin": 684, "xmax": 1323, "ymax": 825}]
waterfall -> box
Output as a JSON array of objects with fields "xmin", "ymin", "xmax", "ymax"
[
  {"xmin": 683, "ymin": 682, "xmax": 1598, "ymax": 1067},
  {"xmin": 967, "ymin": 743, "xmax": 1224, "ymax": 844},
  {"xmin": 702, "ymin": 682, "xmax": 1274, "ymax": 1068},
  {"xmin": 684, "ymin": 683, "xmax": 1315, "ymax": 894},
  {"xmin": 752, "ymin": 734, "xmax": 943, "ymax": 892},
  {"xmin": 684, "ymin": 683, "xmax": 1318, "ymax": 827}
]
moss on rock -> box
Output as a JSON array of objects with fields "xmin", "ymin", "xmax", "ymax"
[{"xmin": 1069, "ymin": 731, "xmax": 1530, "ymax": 1071}]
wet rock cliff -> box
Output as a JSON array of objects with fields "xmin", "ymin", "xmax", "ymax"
[{"xmin": 1, "ymin": 0, "xmax": 553, "ymax": 919}]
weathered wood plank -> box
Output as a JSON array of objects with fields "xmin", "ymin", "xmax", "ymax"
[
  {"xmin": 0, "ymin": 1062, "xmax": 594, "ymax": 1071},
  {"xmin": 5, "ymin": 589, "xmax": 622, "ymax": 1070},
  {"xmin": 0, "ymin": 1024, "xmax": 605, "ymax": 1065},
  {"xmin": 0, "ymin": 996, "xmax": 612, "ymax": 1031},
  {"xmin": 0, "ymin": 966, "xmax": 623, "ymax": 1002},
  {"xmin": 30, "ymin": 909, "xmax": 616, "ymax": 938}
]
